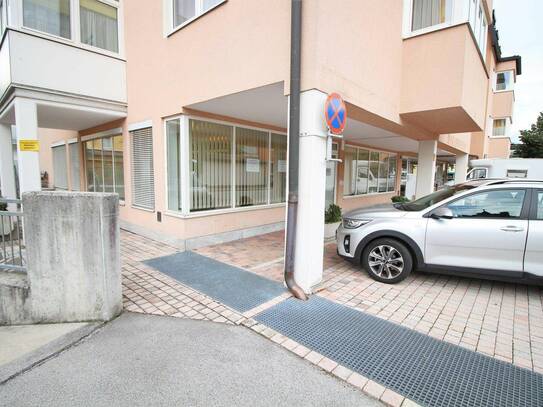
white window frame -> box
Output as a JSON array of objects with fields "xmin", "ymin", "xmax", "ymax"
[
  {"xmin": 14, "ymin": 0, "xmax": 124, "ymax": 57},
  {"xmin": 494, "ymin": 70, "xmax": 515, "ymax": 93},
  {"xmin": 163, "ymin": 115, "xmax": 287, "ymax": 219},
  {"xmin": 165, "ymin": 0, "xmax": 226, "ymax": 37},
  {"xmin": 403, "ymin": 0, "xmax": 488, "ymax": 57},
  {"xmin": 343, "ymin": 144, "xmax": 398, "ymax": 199},
  {"xmin": 0, "ymin": 0, "xmax": 6, "ymax": 38},
  {"xmin": 491, "ymin": 117, "xmax": 510, "ymax": 138}
]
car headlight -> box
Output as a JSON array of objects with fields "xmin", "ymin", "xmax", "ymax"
[{"xmin": 342, "ymin": 218, "xmax": 372, "ymax": 229}]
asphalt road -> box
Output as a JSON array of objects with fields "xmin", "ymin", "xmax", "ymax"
[{"xmin": 0, "ymin": 312, "xmax": 381, "ymax": 406}]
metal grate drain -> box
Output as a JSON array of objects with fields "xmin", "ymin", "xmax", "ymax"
[
  {"xmin": 255, "ymin": 296, "xmax": 543, "ymax": 407},
  {"xmin": 144, "ymin": 251, "xmax": 285, "ymax": 313}
]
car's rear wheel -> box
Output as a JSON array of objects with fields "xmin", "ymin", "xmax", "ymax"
[{"xmin": 361, "ymin": 238, "xmax": 413, "ymax": 284}]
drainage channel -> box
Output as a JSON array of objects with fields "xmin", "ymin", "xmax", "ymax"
[{"xmin": 255, "ymin": 296, "xmax": 542, "ymax": 407}]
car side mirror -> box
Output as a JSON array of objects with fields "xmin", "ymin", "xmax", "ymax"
[{"xmin": 430, "ymin": 207, "xmax": 454, "ymax": 220}]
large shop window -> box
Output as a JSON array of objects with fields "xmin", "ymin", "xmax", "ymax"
[
  {"xmin": 84, "ymin": 134, "xmax": 124, "ymax": 199},
  {"xmin": 52, "ymin": 144, "xmax": 68, "ymax": 189},
  {"xmin": 343, "ymin": 146, "xmax": 397, "ymax": 197},
  {"xmin": 411, "ymin": 0, "xmax": 452, "ymax": 31},
  {"xmin": 166, "ymin": 118, "xmax": 287, "ymax": 214},
  {"xmin": 173, "ymin": 0, "xmax": 224, "ymax": 29},
  {"xmin": 23, "ymin": 0, "xmax": 71, "ymax": 39},
  {"xmin": 130, "ymin": 128, "xmax": 154, "ymax": 209}
]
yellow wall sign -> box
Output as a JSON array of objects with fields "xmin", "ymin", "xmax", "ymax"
[{"xmin": 19, "ymin": 140, "xmax": 40, "ymax": 152}]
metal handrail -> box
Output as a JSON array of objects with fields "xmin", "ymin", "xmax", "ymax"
[{"xmin": 0, "ymin": 198, "xmax": 25, "ymax": 272}]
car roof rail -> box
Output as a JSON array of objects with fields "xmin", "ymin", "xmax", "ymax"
[{"xmin": 484, "ymin": 179, "xmax": 543, "ymax": 185}]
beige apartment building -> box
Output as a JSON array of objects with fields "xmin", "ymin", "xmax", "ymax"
[{"xmin": 0, "ymin": 0, "xmax": 521, "ymax": 256}]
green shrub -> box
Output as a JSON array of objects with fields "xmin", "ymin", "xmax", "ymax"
[
  {"xmin": 391, "ymin": 195, "xmax": 410, "ymax": 203},
  {"xmin": 325, "ymin": 203, "xmax": 342, "ymax": 224}
]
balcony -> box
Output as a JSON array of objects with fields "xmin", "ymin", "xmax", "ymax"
[
  {"xmin": 400, "ymin": 24, "xmax": 488, "ymax": 134},
  {"xmin": 0, "ymin": 29, "xmax": 126, "ymax": 105},
  {"xmin": 492, "ymin": 90, "xmax": 514, "ymax": 119}
]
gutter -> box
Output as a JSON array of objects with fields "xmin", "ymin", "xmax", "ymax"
[{"xmin": 284, "ymin": 0, "xmax": 308, "ymax": 301}]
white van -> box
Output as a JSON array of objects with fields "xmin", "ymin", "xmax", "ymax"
[{"xmin": 467, "ymin": 158, "xmax": 543, "ymax": 181}]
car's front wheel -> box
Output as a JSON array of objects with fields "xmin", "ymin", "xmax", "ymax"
[{"xmin": 361, "ymin": 238, "xmax": 413, "ymax": 284}]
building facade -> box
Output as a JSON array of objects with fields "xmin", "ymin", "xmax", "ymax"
[{"xmin": 0, "ymin": 0, "xmax": 521, "ymax": 286}]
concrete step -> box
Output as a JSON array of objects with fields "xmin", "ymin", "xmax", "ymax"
[{"xmin": 0, "ymin": 271, "xmax": 30, "ymax": 325}]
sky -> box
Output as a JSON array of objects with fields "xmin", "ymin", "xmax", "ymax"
[{"xmin": 493, "ymin": 0, "xmax": 543, "ymax": 142}]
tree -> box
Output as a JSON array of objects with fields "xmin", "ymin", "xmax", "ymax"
[{"xmin": 515, "ymin": 112, "xmax": 543, "ymax": 158}]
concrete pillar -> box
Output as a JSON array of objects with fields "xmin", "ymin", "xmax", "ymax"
[
  {"xmin": 455, "ymin": 153, "xmax": 469, "ymax": 184},
  {"xmin": 415, "ymin": 140, "xmax": 437, "ymax": 198},
  {"xmin": 293, "ymin": 90, "xmax": 328, "ymax": 293},
  {"xmin": 14, "ymin": 98, "xmax": 41, "ymax": 193},
  {"xmin": 21, "ymin": 191, "xmax": 122, "ymax": 323},
  {"xmin": 0, "ymin": 124, "xmax": 17, "ymax": 199}
]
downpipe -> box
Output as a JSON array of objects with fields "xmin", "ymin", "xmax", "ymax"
[
  {"xmin": 284, "ymin": 193, "xmax": 307, "ymax": 300},
  {"xmin": 284, "ymin": 0, "xmax": 308, "ymax": 301}
]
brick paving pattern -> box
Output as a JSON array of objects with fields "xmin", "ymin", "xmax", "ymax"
[
  {"xmin": 121, "ymin": 231, "xmax": 244, "ymax": 324},
  {"xmin": 121, "ymin": 229, "xmax": 543, "ymax": 374},
  {"xmin": 194, "ymin": 231, "xmax": 543, "ymax": 374}
]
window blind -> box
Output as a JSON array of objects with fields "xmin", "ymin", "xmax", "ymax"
[{"xmin": 131, "ymin": 127, "xmax": 155, "ymax": 210}]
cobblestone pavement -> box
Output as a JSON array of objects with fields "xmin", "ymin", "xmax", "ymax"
[
  {"xmin": 195, "ymin": 231, "xmax": 543, "ymax": 374},
  {"xmin": 121, "ymin": 229, "xmax": 543, "ymax": 374},
  {"xmin": 121, "ymin": 231, "xmax": 244, "ymax": 324}
]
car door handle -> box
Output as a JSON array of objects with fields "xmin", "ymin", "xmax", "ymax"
[{"xmin": 500, "ymin": 226, "xmax": 524, "ymax": 232}]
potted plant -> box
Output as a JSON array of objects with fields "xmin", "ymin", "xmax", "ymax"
[
  {"xmin": 391, "ymin": 195, "xmax": 410, "ymax": 203},
  {"xmin": 324, "ymin": 203, "xmax": 342, "ymax": 239}
]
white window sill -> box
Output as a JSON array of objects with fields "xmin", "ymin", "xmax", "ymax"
[
  {"xmin": 494, "ymin": 89, "xmax": 515, "ymax": 94},
  {"xmin": 131, "ymin": 205, "xmax": 155, "ymax": 213},
  {"xmin": 164, "ymin": 202, "xmax": 286, "ymax": 219},
  {"xmin": 343, "ymin": 191, "xmax": 395, "ymax": 200},
  {"xmin": 167, "ymin": 0, "xmax": 227, "ymax": 38},
  {"xmin": 403, "ymin": 21, "xmax": 460, "ymax": 40}
]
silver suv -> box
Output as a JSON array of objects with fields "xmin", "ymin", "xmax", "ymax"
[{"xmin": 336, "ymin": 180, "xmax": 543, "ymax": 284}]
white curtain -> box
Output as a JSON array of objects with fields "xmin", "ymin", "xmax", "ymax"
[
  {"xmin": 80, "ymin": 0, "xmax": 118, "ymax": 52},
  {"xmin": 412, "ymin": 0, "xmax": 444, "ymax": 31},
  {"xmin": 23, "ymin": 0, "xmax": 71, "ymax": 39}
]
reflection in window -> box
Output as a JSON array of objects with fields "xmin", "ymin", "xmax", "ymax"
[
  {"xmin": 80, "ymin": 0, "xmax": 119, "ymax": 52},
  {"xmin": 166, "ymin": 119, "xmax": 181, "ymax": 211},
  {"xmin": 84, "ymin": 135, "xmax": 124, "ymax": 199},
  {"xmin": 447, "ymin": 190, "xmax": 525, "ymax": 219},
  {"xmin": 496, "ymin": 71, "xmax": 513, "ymax": 92},
  {"xmin": 168, "ymin": 119, "xmax": 287, "ymax": 213},
  {"xmin": 343, "ymin": 146, "xmax": 396, "ymax": 196},
  {"xmin": 173, "ymin": 0, "xmax": 223, "ymax": 28},
  {"xmin": 537, "ymin": 192, "xmax": 543, "ymax": 220},
  {"xmin": 343, "ymin": 146, "xmax": 357, "ymax": 196},
  {"xmin": 270, "ymin": 133, "xmax": 287, "ymax": 204},
  {"xmin": 23, "ymin": 0, "xmax": 71, "ymax": 39}
]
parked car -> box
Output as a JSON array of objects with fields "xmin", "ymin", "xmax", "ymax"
[{"xmin": 336, "ymin": 179, "xmax": 543, "ymax": 285}]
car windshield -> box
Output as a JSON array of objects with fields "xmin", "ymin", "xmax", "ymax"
[{"xmin": 396, "ymin": 184, "xmax": 476, "ymax": 211}]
